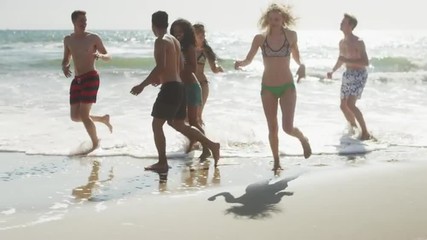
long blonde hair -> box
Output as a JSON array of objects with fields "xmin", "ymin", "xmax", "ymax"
[{"xmin": 258, "ymin": 3, "xmax": 296, "ymax": 30}]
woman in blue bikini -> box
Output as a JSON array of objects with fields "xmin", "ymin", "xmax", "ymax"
[
  {"xmin": 170, "ymin": 19, "xmax": 212, "ymax": 159},
  {"xmin": 193, "ymin": 23, "xmax": 223, "ymax": 125},
  {"xmin": 235, "ymin": 3, "xmax": 311, "ymax": 170}
]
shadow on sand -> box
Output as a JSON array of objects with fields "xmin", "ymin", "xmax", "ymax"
[{"xmin": 208, "ymin": 175, "xmax": 298, "ymax": 219}]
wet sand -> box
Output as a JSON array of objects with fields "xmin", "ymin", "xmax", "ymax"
[{"xmin": 1, "ymin": 149, "xmax": 427, "ymax": 240}]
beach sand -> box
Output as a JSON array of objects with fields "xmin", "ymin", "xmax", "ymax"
[{"xmin": 1, "ymin": 149, "xmax": 427, "ymax": 240}]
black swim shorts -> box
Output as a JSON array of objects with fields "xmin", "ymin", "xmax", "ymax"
[{"xmin": 151, "ymin": 81, "xmax": 186, "ymax": 120}]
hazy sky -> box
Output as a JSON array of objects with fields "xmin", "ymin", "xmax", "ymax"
[{"xmin": 0, "ymin": 0, "xmax": 425, "ymax": 31}]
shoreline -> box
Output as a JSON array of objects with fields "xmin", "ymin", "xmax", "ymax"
[{"xmin": 1, "ymin": 149, "xmax": 427, "ymax": 239}]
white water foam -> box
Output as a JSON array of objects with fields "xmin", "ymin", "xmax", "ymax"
[{"xmin": 1, "ymin": 30, "xmax": 427, "ymax": 159}]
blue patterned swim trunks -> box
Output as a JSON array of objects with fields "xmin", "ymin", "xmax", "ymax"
[{"xmin": 341, "ymin": 69, "xmax": 368, "ymax": 99}]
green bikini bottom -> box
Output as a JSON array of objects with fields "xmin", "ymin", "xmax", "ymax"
[{"xmin": 261, "ymin": 82, "xmax": 295, "ymax": 98}]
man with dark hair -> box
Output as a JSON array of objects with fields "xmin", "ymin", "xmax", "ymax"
[
  {"xmin": 151, "ymin": 10, "xmax": 169, "ymax": 29},
  {"xmin": 130, "ymin": 11, "xmax": 220, "ymax": 172},
  {"xmin": 62, "ymin": 10, "xmax": 112, "ymax": 155},
  {"xmin": 327, "ymin": 14, "xmax": 371, "ymax": 140}
]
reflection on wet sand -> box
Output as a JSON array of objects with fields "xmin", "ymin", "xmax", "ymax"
[
  {"xmin": 149, "ymin": 162, "xmax": 221, "ymax": 193},
  {"xmin": 157, "ymin": 172, "xmax": 168, "ymax": 192},
  {"xmin": 70, "ymin": 159, "xmax": 222, "ymax": 199},
  {"xmin": 72, "ymin": 160, "xmax": 114, "ymax": 200},
  {"xmin": 181, "ymin": 162, "xmax": 221, "ymax": 190}
]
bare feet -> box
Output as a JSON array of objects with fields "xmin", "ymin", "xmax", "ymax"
[
  {"xmin": 300, "ymin": 137, "xmax": 312, "ymax": 159},
  {"xmin": 210, "ymin": 143, "xmax": 220, "ymax": 167},
  {"xmin": 360, "ymin": 132, "xmax": 373, "ymax": 141},
  {"xmin": 101, "ymin": 114, "xmax": 113, "ymax": 133},
  {"xmin": 273, "ymin": 168, "xmax": 283, "ymax": 177},
  {"xmin": 273, "ymin": 165, "xmax": 283, "ymax": 172},
  {"xmin": 144, "ymin": 162, "xmax": 169, "ymax": 173},
  {"xmin": 199, "ymin": 147, "xmax": 211, "ymax": 160},
  {"xmin": 273, "ymin": 159, "xmax": 283, "ymax": 171},
  {"xmin": 72, "ymin": 139, "xmax": 100, "ymax": 156}
]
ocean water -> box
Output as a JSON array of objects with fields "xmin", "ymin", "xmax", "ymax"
[
  {"xmin": 1, "ymin": 30, "xmax": 427, "ymax": 231},
  {"xmin": 0, "ymin": 29, "xmax": 426, "ymax": 159}
]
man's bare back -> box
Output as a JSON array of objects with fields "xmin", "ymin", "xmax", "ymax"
[
  {"xmin": 130, "ymin": 11, "xmax": 220, "ymax": 172},
  {"xmin": 157, "ymin": 34, "xmax": 182, "ymax": 84}
]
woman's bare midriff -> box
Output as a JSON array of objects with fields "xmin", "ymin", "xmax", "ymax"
[{"xmin": 262, "ymin": 57, "xmax": 293, "ymax": 86}]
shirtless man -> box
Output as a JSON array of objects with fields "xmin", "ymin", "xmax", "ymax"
[
  {"xmin": 130, "ymin": 11, "xmax": 220, "ymax": 173},
  {"xmin": 327, "ymin": 13, "xmax": 371, "ymax": 140},
  {"xmin": 62, "ymin": 10, "xmax": 112, "ymax": 154}
]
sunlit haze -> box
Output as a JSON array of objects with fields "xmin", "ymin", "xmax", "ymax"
[{"xmin": 1, "ymin": 0, "xmax": 425, "ymax": 31}]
